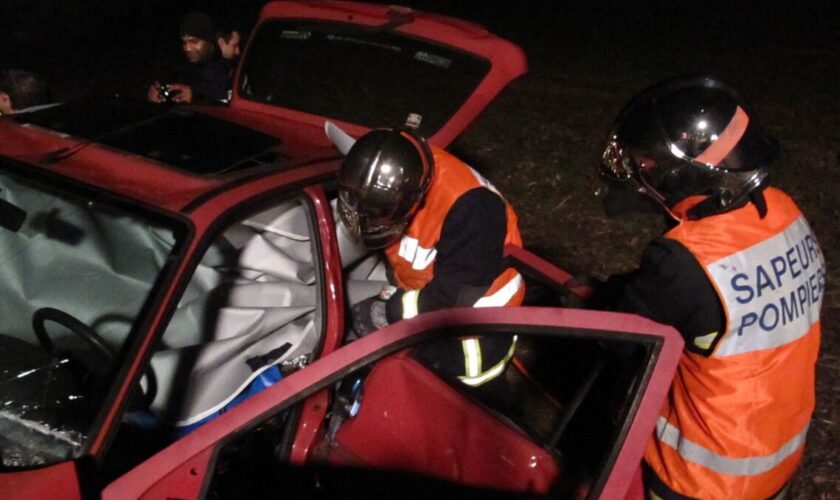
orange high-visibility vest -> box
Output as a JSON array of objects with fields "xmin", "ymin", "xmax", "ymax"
[
  {"xmin": 384, "ymin": 148, "xmax": 524, "ymax": 387},
  {"xmin": 385, "ymin": 147, "xmax": 524, "ymax": 309},
  {"xmin": 645, "ymin": 188, "xmax": 825, "ymax": 499}
]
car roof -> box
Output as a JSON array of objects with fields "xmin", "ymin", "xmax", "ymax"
[{"xmin": 0, "ymin": 101, "xmax": 341, "ymax": 213}]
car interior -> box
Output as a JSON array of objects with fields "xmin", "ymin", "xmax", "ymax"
[{"xmin": 96, "ymin": 189, "xmax": 653, "ymax": 497}]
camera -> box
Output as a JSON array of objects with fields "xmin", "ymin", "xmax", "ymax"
[{"xmin": 157, "ymin": 84, "xmax": 182, "ymax": 103}]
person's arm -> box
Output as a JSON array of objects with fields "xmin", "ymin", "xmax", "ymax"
[
  {"xmin": 147, "ymin": 81, "xmax": 164, "ymax": 103},
  {"xmin": 192, "ymin": 59, "xmax": 233, "ymax": 102},
  {"xmin": 592, "ymin": 237, "xmax": 725, "ymax": 355},
  {"xmin": 386, "ymin": 187, "xmax": 507, "ymax": 321}
]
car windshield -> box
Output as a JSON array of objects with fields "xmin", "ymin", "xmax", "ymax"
[
  {"xmin": 238, "ymin": 19, "xmax": 491, "ymax": 137},
  {"xmin": 0, "ymin": 164, "xmax": 183, "ymax": 469}
]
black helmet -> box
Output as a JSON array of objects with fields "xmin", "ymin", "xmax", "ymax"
[
  {"xmin": 338, "ymin": 129, "xmax": 433, "ymax": 249},
  {"xmin": 600, "ymin": 76, "xmax": 779, "ymax": 220}
]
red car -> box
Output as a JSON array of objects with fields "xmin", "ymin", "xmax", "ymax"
[{"xmin": 0, "ymin": 2, "xmax": 682, "ymax": 498}]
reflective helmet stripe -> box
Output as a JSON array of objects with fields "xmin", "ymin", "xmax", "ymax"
[
  {"xmin": 654, "ymin": 417, "xmax": 809, "ymax": 476},
  {"xmin": 695, "ymin": 105, "xmax": 749, "ymax": 166},
  {"xmin": 398, "ymin": 130, "xmax": 433, "ymax": 183}
]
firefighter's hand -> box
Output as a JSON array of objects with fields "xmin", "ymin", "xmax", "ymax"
[{"xmin": 350, "ymin": 296, "xmax": 389, "ymax": 337}]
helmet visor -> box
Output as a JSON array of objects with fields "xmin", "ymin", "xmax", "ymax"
[{"xmin": 338, "ymin": 188, "xmax": 414, "ymax": 249}]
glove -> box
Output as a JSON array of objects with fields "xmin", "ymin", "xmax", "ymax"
[{"xmin": 350, "ymin": 296, "xmax": 389, "ymax": 338}]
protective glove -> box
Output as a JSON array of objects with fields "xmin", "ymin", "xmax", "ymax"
[{"xmin": 350, "ymin": 296, "xmax": 389, "ymax": 338}]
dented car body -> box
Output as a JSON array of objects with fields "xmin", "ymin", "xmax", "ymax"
[{"xmin": 0, "ymin": 2, "xmax": 681, "ymax": 498}]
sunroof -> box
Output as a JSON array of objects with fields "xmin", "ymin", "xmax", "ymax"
[{"xmin": 15, "ymin": 98, "xmax": 285, "ymax": 175}]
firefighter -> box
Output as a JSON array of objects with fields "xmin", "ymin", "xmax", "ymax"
[
  {"xmin": 593, "ymin": 76, "xmax": 825, "ymax": 499},
  {"xmin": 337, "ymin": 128, "xmax": 525, "ymax": 387}
]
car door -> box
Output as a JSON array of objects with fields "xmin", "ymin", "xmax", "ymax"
[
  {"xmin": 231, "ymin": 0, "xmax": 528, "ymax": 148},
  {"xmin": 101, "ymin": 305, "xmax": 682, "ymax": 500}
]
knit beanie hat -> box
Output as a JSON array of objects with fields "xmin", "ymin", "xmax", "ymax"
[{"xmin": 180, "ymin": 11, "xmax": 217, "ymax": 43}]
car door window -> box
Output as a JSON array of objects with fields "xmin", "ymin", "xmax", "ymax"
[
  {"xmin": 105, "ymin": 195, "xmax": 324, "ymax": 477},
  {"xmin": 150, "ymin": 197, "xmax": 322, "ymax": 428},
  {"xmin": 205, "ymin": 325, "xmax": 656, "ymax": 498}
]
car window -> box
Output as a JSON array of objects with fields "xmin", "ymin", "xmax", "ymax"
[
  {"xmin": 104, "ymin": 195, "xmax": 324, "ymax": 477},
  {"xmin": 238, "ymin": 20, "xmax": 491, "ymax": 137},
  {"xmin": 0, "ymin": 166, "xmax": 183, "ymax": 470},
  {"xmin": 204, "ymin": 325, "xmax": 654, "ymax": 498}
]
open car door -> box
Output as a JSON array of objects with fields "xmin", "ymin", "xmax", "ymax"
[
  {"xmin": 230, "ymin": 0, "xmax": 527, "ymax": 147},
  {"xmin": 102, "ymin": 305, "xmax": 681, "ymax": 500}
]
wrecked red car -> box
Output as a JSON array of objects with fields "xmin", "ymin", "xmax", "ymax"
[{"xmin": 0, "ymin": 2, "xmax": 682, "ymax": 498}]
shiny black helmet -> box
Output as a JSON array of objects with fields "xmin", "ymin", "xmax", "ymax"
[
  {"xmin": 600, "ymin": 76, "xmax": 779, "ymax": 220},
  {"xmin": 337, "ymin": 129, "xmax": 434, "ymax": 249}
]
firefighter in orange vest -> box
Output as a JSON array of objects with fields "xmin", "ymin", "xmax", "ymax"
[
  {"xmin": 593, "ymin": 76, "xmax": 825, "ymax": 499},
  {"xmin": 337, "ymin": 128, "xmax": 525, "ymax": 387}
]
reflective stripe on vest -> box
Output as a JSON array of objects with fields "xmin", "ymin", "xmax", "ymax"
[
  {"xmin": 707, "ymin": 215, "xmax": 826, "ymax": 356},
  {"xmin": 458, "ymin": 336, "xmax": 517, "ymax": 387},
  {"xmin": 474, "ymin": 273, "xmax": 524, "ymax": 308},
  {"xmin": 397, "ymin": 236, "xmax": 437, "ymax": 271},
  {"xmin": 466, "ymin": 165, "xmax": 501, "ymax": 196},
  {"xmin": 655, "ymin": 417, "xmax": 810, "ymax": 476},
  {"xmin": 399, "ymin": 272, "xmax": 524, "ymax": 320}
]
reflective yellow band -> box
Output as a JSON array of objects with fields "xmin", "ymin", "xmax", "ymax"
[
  {"xmin": 458, "ymin": 336, "xmax": 517, "ymax": 387},
  {"xmin": 462, "ymin": 338, "xmax": 482, "ymax": 378},
  {"xmin": 401, "ymin": 289, "xmax": 420, "ymax": 319},
  {"xmin": 693, "ymin": 331, "xmax": 718, "ymax": 350}
]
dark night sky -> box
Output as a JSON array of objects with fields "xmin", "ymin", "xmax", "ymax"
[{"xmin": 1, "ymin": 0, "xmax": 838, "ymax": 104}]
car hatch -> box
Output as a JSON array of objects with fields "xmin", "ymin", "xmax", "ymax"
[{"xmin": 232, "ymin": 0, "xmax": 527, "ymax": 147}]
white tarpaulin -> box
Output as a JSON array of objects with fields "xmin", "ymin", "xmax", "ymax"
[{"xmin": 150, "ymin": 199, "xmax": 387, "ymax": 426}]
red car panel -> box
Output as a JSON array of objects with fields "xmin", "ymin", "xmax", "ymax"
[
  {"xmin": 323, "ymin": 353, "xmax": 561, "ymax": 492},
  {"xmin": 102, "ymin": 307, "xmax": 683, "ymax": 499},
  {"xmin": 0, "ymin": 3, "xmax": 681, "ymax": 499},
  {"xmin": 4, "ymin": 462, "xmax": 82, "ymax": 500}
]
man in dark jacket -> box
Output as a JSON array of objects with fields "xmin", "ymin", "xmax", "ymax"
[{"xmin": 147, "ymin": 11, "xmax": 233, "ymax": 104}]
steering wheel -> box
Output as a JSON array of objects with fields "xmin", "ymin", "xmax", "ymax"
[{"xmin": 32, "ymin": 307, "xmax": 115, "ymax": 373}]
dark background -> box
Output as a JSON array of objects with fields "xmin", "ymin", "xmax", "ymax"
[{"xmin": 3, "ymin": 1, "xmax": 838, "ymax": 497}]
